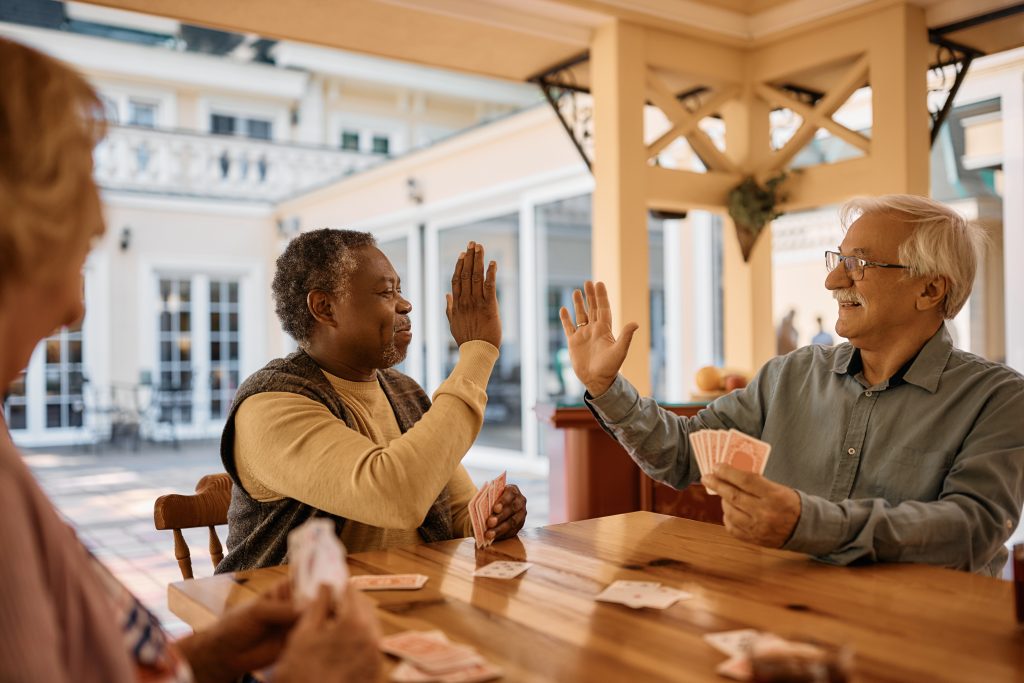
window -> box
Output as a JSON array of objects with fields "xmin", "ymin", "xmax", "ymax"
[
  {"xmin": 341, "ymin": 130, "xmax": 360, "ymax": 151},
  {"xmin": 246, "ymin": 119, "xmax": 272, "ymax": 141},
  {"xmin": 100, "ymin": 95, "xmax": 119, "ymax": 124},
  {"xmin": 372, "ymin": 135, "xmax": 390, "ymax": 155},
  {"xmin": 3, "ymin": 371, "xmax": 27, "ymax": 430},
  {"xmin": 437, "ymin": 215, "xmax": 521, "ymax": 450},
  {"xmin": 209, "ymin": 279, "xmax": 240, "ymax": 419},
  {"xmin": 211, "ymin": 114, "xmax": 236, "ymax": 136},
  {"xmin": 377, "ymin": 238, "xmax": 412, "ymax": 377},
  {"xmin": 128, "ymin": 100, "xmax": 158, "ymax": 128},
  {"xmin": 157, "ymin": 278, "xmax": 193, "ymax": 424},
  {"xmin": 210, "ymin": 114, "xmax": 273, "ymax": 140},
  {"xmin": 43, "ymin": 321, "xmax": 85, "ymax": 429}
]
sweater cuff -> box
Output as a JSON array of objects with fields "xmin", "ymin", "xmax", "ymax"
[
  {"xmin": 782, "ymin": 490, "xmax": 845, "ymax": 556},
  {"xmin": 451, "ymin": 340, "xmax": 499, "ymax": 389}
]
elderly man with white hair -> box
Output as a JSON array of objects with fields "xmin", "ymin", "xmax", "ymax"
[{"xmin": 561, "ymin": 194, "xmax": 1024, "ymax": 576}]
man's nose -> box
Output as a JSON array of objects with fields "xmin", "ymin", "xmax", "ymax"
[
  {"xmin": 825, "ymin": 263, "xmax": 852, "ymax": 291},
  {"xmin": 397, "ymin": 295, "xmax": 412, "ymax": 314}
]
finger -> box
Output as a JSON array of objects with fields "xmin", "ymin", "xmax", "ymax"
[
  {"xmin": 594, "ymin": 281, "xmax": 613, "ymax": 325},
  {"xmin": 484, "ymin": 260, "xmax": 497, "ymax": 301},
  {"xmin": 713, "ymin": 465, "xmax": 765, "ymax": 496},
  {"xmin": 487, "ymin": 509, "xmax": 526, "ymax": 539},
  {"xmin": 471, "ymin": 243, "xmax": 485, "ymax": 298},
  {"xmin": 451, "ymin": 252, "xmax": 465, "ymax": 303},
  {"xmin": 446, "ymin": 293, "xmax": 453, "ymax": 323},
  {"xmin": 558, "ymin": 307, "xmax": 575, "ymax": 338},
  {"xmin": 244, "ymin": 596, "xmax": 300, "ymax": 626},
  {"xmin": 572, "ymin": 289, "xmax": 587, "ymax": 325},
  {"xmin": 300, "ymin": 584, "xmax": 332, "ymax": 628},
  {"xmin": 583, "ymin": 281, "xmax": 598, "ymax": 323},
  {"xmin": 459, "ymin": 244, "xmax": 474, "ymax": 304},
  {"xmin": 615, "ymin": 323, "xmax": 639, "ymax": 355}
]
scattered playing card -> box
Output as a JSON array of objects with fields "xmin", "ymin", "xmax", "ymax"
[
  {"xmin": 473, "ymin": 561, "xmax": 532, "ymax": 579},
  {"xmin": 715, "ymin": 655, "xmax": 753, "ymax": 681},
  {"xmin": 595, "ymin": 580, "xmax": 691, "ymax": 609},
  {"xmin": 350, "ymin": 573, "xmax": 428, "ymax": 590},
  {"xmin": 287, "ymin": 518, "xmax": 348, "ymax": 607},
  {"xmin": 380, "ymin": 631, "xmax": 483, "ymax": 674},
  {"xmin": 381, "ymin": 630, "xmax": 501, "ymax": 681},
  {"xmin": 703, "ymin": 629, "xmax": 763, "ymax": 658},
  {"xmin": 469, "ymin": 471, "xmax": 507, "ymax": 548}
]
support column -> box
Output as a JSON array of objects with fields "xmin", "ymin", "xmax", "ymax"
[
  {"xmin": 870, "ymin": 3, "xmax": 930, "ymax": 196},
  {"xmin": 720, "ymin": 86, "xmax": 775, "ymax": 372},
  {"xmin": 591, "ymin": 20, "xmax": 651, "ymax": 394}
]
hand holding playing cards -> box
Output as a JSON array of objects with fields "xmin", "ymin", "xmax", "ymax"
[
  {"xmin": 179, "ymin": 581, "xmax": 299, "ymax": 683},
  {"xmin": 275, "ymin": 584, "xmax": 382, "ymax": 683},
  {"xmin": 487, "ymin": 483, "xmax": 527, "ymax": 542},
  {"xmin": 703, "ymin": 465, "xmax": 802, "ymax": 548},
  {"xmin": 559, "ymin": 280, "xmax": 639, "ymax": 397}
]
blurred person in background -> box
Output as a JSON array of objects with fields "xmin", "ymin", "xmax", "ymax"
[{"xmin": 0, "ymin": 37, "xmax": 380, "ymax": 682}]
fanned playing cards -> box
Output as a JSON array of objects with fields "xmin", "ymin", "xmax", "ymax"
[
  {"xmin": 287, "ymin": 518, "xmax": 348, "ymax": 606},
  {"xmin": 469, "ymin": 471, "xmax": 506, "ymax": 548},
  {"xmin": 689, "ymin": 428, "xmax": 772, "ymax": 494}
]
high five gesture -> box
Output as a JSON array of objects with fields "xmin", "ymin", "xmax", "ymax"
[{"xmin": 558, "ymin": 280, "xmax": 639, "ymax": 397}]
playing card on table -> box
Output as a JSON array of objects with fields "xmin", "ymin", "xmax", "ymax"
[
  {"xmin": 287, "ymin": 518, "xmax": 348, "ymax": 607},
  {"xmin": 380, "ymin": 631, "xmax": 484, "ymax": 674},
  {"xmin": 715, "ymin": 655, "xmax": 753, "ymax": 681},
  {"xmin": 595, "ymin": 580, "xmax": 690, "ymax": 609},
  {"xmin": 469, "ymin": 471, "xmax": 507, "ymax": 548},
  {"xmin": 350, "ymin": 573, "xmax": 428, "ymax": 590},
  {"xmin": 703, "ymin": 629, "xmax": 763, "ymax": 657},
  {"xmin": 473, "ymin": 561, "xmax": 532, "ymax": 579}
]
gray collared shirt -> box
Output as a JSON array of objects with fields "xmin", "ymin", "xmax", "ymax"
[{"xmin": 587, "ymin": 326, "xmax": 1024, "ymax": 576}]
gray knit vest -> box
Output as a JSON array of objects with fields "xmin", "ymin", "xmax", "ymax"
[{"xmin": 216, "ymin": 349, "xmax": 453, "ymax": 573}]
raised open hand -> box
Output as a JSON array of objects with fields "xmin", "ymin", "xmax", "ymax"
[
  {"xmin": 558, "ymin": 280, "xmax": 638, "ymax": 397},
  {"xmin": 446, "ymin": 240, "xmax": 501, "ymax": 348}
]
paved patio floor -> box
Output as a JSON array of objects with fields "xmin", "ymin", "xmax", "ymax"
[{"xmin": 23, "ymin": 440, "xmax": 549, "ymax": 636}]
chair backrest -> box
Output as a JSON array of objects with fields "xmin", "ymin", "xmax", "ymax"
[{"xmin": 153, "ymin": 473, "xmax": 232, "ymax": 579}]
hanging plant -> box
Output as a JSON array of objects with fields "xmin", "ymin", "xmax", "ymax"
[{"xmin": 727, "ymin": 172, "xmax": 789, "ymax": 262}]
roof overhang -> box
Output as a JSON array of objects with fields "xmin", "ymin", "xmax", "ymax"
[{"xmin": 82, "ymin": 0, "xmax": 1024, "ymax": 84}]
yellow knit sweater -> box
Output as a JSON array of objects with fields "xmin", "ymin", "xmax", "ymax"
[{"xmin": 233, "ymin": 341, "xmax": 497, "ymax": 553}]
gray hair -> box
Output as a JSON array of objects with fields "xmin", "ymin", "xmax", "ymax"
[
  {"xmin": 271, "ymin": 228, "xmax": 377, "ymax": 344},
  {"xmin": 839, "ymin": 195, "xmax": 985, "ymax": 319}
]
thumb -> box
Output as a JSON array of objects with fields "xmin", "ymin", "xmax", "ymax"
[
  {"xmin": 615, "ymin": 323, "xmax": 639, "ymax": 353},
  {"xmin": 299, "ymin": 584, "xmax": 332, "ymax": 628}
]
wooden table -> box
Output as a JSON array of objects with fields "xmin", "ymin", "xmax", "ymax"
[{"xmin": 170, "ymin": 512, "xmax": 1021, "ymax": 682}]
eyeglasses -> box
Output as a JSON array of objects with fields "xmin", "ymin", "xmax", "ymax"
[{"xmin": 824, "ymin": 250, "xmax": 908, "ymax": 281}]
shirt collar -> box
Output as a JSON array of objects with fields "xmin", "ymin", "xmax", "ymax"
[{"xmin": 830, "ymin": 324, "xmax": 952, "ymax": 393}]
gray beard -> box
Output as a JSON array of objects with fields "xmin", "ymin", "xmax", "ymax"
[{"xmin": 381, "ymin": 342, "xmax": 407, "ymax": 368}]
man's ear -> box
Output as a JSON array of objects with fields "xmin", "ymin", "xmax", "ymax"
[
  {"xmin": 916, "ymin": 275, "xmax": 948, "ymax": 313},
  {"xmin": 307, "ymin": 290, "xmax": 337, "ymax": 326}
]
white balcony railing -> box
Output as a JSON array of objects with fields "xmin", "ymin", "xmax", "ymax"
[{"xmin": 94, "ymin": 125, "xmax": 386, "ymax": 202}]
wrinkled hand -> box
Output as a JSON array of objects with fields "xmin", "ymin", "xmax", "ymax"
[
  {"xmin": 447, "ymin": 241, "xmax": 501, "ymax": 348},
  {"xmin": 702, "ymin": 465, "xmax": 801, "ymax": 548},
  {"xmin": 179, "ymin": 581, "xmax": 298, "ymax": 683},
  {"xmin": 274, "ymin": 584, "xmax": 382, "ymax": 683},
  {"xmin": 486, "ymin": 484, "xmax": 527, "ymax": 541},
  {"xmin": 558, "ymin": 280, "xmax": 639, "ymax": 397}
]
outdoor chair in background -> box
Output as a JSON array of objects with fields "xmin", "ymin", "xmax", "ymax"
[{"xmin": 153, "ymin": 473, "xmax": 232, "ymax": 579}]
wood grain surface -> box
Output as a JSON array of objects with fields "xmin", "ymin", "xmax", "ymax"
[{"xmin": 168, "ymin": 512, "xmax": 1022, "ymax": 682}]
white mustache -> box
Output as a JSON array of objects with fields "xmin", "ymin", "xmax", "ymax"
[{"xmin": 833, "ymin": 288, "xmax": 864, "ymax": 305}]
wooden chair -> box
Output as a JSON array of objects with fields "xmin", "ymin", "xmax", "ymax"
[{"xmin": 153, "ymin": 473, "xmax": 232, "ymax": 579}]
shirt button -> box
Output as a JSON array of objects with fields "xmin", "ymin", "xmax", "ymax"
[
  {"xmin": 848, "ymin": 447, "xmax": 856, "ymax": 455},
  {"xmin": 865, "ymin": 391, "xmax": 873, "ymax": 397}
]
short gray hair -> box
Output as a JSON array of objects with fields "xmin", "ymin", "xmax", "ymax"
[{"xmin": 839, "ymin": 195, "xmax": 985, "ymax": 319}]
